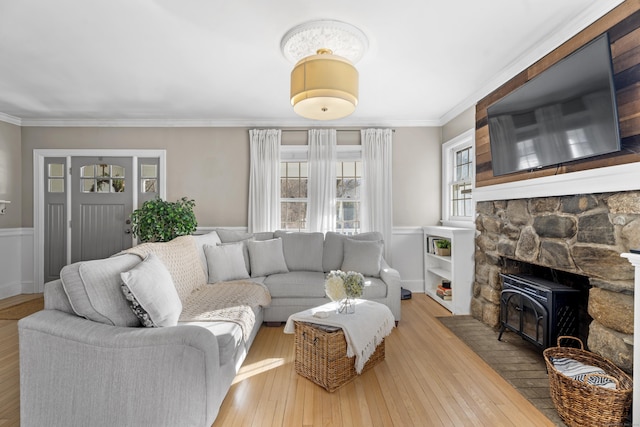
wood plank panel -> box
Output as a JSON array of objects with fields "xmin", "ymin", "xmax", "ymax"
[{"xmin": 476, "ymin": 0, "xmax": 640, "ymax": 188}]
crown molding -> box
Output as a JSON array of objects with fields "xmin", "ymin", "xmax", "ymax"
[
  {"xmin": 0, "ymin": 112, "xmax": 21, "ymax": 126},
  {"xmin": 439, "ymin": 0, "xmax": 624, "ymax": 126},
  {"xmin": 16, "ymin": 117, "xmax": 440, "ymax": 128}
]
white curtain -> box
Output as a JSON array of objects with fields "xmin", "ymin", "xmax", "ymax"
[
  {"xmin": 307, "ymin": 129, "xmax": 337, "ymax": 232},
  {"xmin": 248, "ymin": 129, "xmax": 281, "ymax": 233},
  {"xmin": 361, "ymin": 128, "xmax": 393, "ymax": 263}
]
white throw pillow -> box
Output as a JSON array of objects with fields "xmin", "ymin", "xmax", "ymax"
[
  {"xmin": 247, "ymin": 238, "xmax": 289, "ymax": 277},
  {"xmin": 341, "ymin": 239, "xmax": 383, "ymax": 277},
  {"xmin": 204, "ymin": 243, "xmax": 250, "ymax": 283},
  {"xmin": 120, "ymin": 254, "xmax": 182, "ymax": 327}
]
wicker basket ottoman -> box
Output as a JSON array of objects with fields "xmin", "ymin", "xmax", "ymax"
[{"xmin": 294, "ymin": 321, "xmax": 385, "ymax": 392}]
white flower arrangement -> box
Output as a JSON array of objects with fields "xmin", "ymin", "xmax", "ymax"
[{"xmin": 325, "ymin": 270, "xmax": 364, "ymax": 301}]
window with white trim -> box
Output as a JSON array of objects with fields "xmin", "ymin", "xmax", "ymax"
[
  {"xmin": 280, "ymin": 161, "xmax": 308, "ymax": 231},
  {"xmin": 280, "ymin": 145, "xmax": 362, "ymax": 233},
  {"xmin": 442, "ymin": 129, "xmax": 475, "ymax": 226},
  {"xmin": 335, "ymin": 160, "xmax": 361, "ymax": 235}
]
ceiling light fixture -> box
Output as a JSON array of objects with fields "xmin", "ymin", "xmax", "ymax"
[{"xmin": 281, "ymin": 20, "xmax": 368, "ymax": 121}]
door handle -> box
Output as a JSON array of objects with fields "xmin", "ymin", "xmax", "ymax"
[{"xmin": 125, "ymin": 229, "xmax": 132, "ymax": 234}]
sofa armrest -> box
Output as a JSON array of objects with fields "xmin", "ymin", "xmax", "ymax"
[
  {"xmin": 380, "ymin": 259, "xmax": 402, "ymax": 321},
  {"xmin": 19, "ymin": 310, "xmax": 222, "ymax": 427}
]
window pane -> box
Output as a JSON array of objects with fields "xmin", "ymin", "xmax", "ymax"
[
  {"xmin": 80, "ymin": 165, "xmax": 95, "ymax": 178},
  {"xmin": 141, "ymin": 164, "xmax": 157, "ymax": 178},
  {"xmin": 48, "ymin": 178, "xmax": 64, "ymax": 193},
  {"xmin": 97, "ymin": 164, "xmax": 109, "ymax": 177},
  {"xmin": 343, "ymin": 161, "xmax": 356, "ymax": 177},
  {"xmin": 112, "ymin": 179, "xmax": 125, "ymax": 193},
  {"xmin": 142, "ymin": 179, "xmax": 157, "ymax": 193},
  {"xmin": 81, "ymin": 179, "xmax": 94, "ymax": 192},
  {"xmin": 288, "ymin": 162, "xmax": 299, "ymax": 177},
  {"xmin": 48, "ymin": 163, "xmax": 64, "ymax": 178},
  {"xmin": 299, "ymin": 162, "xmax": 308, "ymax": 177},
  {"xmin": 111, "ymin": 165, "xmax": 125, "ymax": 178},
  {"xmin": 96, "ymin": 179, "xmax": 110, "ymax": 193},
  {"xmin": 281, "ymin": 202, "xmax": 307, "ymax": 231}
]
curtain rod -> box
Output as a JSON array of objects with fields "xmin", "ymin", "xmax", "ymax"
[{"xmin": 280, "ymin": 129, "xmax": 395, "ymax": 133}]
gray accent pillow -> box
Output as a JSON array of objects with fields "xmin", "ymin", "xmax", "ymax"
[
  {"xmin": 216, "ymin": 229, "xmax": 254, "ymax": 243},
  {"xmin": 322, "ymin": 231, "xmax": 384, "ymax": 272},
  {"xmin": 274, "ymin": 230, "xmax": 324, "ymax": 272},
  {"xmin": 247, "ymin": 238, "xmax": 289, "ymax": 277},
  {"xmin": 193, "ymin": 231, "xmax": 222, "ymax": 281},
  {"xmin": 341, "ymin": 239, "xmax": 383, "ymax": 277},
  {"xmin": 60, "ymin": 254, "xmax": 142, "ymax": 326},
  {"xmin": 120, "ymin": 254, "xmax": 182, "ymax": 327},
  {"xmin": 218, "ymin": 241, "xmax": 252, "ymax": 274},
  {"xmin": 204, "ymin": 243, "xmax": 250, "ymax": 283}
]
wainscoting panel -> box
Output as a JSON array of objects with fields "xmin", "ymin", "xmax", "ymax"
[{"xmin": 0, "ymin": 228, "xmax": 35, "ymax": 299}]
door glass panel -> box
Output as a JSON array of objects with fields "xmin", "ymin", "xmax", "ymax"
[
  {"xmin": 48, "ymin": 163, "xmax": 65, "ymax": 177},
  {"xmin": 81, "ymin": 165, "xmax": 95, "ymax": 177},
  {"xmin": 48, "ymin": 179, "xmax": 65, "ymax": 193},
  {"xmin": 141, "ymin": 164, "xmax": 157, "ymax": 178},
  {"xmin": 80, "ymin": 164, "xmax": 127, "ymax": 193},
  {"xmin": 141, "ymin": 179, "xmax": 157, "ymax": 193},
  {"xmin": 111, "ymin": 165, "xmax": 125, "ymax": 178}
]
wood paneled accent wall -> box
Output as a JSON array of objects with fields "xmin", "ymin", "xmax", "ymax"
[{"xmin": 476, "ymin": 0, "xmax": 640, "ymax": 187}]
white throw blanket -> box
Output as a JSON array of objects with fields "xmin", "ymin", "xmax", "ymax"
[{"xmin": 284, "ymin": 300, "xmax": 395, "ymax": 374}]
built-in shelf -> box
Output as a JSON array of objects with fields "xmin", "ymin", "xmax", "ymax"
[{"xmin": 423, "ymin": 225, "xmax": 475, "ymax": 314}]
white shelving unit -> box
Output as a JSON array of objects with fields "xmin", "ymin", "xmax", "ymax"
[{"xmin": 423, "ymin": 225, "xmax": 475, "ymax": 314}]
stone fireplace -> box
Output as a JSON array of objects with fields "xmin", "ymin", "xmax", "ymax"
[{"xmin": 473, "ymin": 191, "xmax": 639, "ymax": 373}]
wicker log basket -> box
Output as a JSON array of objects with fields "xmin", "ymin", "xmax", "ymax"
[{"xmin": 543, "ymin": 336, "xmax": 633, "ymax": 427}]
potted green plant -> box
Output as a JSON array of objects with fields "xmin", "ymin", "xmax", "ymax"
[
  {"xmin": 435, "ymin": 239, "xmax": 451, "ymax": 256},
  {"xmin": 130, "ymin": 197, "xmax": 197, "ymax": 242}
]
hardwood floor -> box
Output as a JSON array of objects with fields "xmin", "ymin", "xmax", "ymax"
[
  {"xmin": 213, "ymin": 295, "xmax": 555, "ymax": 427},
  {"xmin": 0, "ymin": 294, "xmax": 555, "ymax": 427}
]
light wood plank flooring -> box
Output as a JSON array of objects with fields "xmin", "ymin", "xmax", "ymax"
[
  {"xmin": 0, "ymin": 294, "xmax": 555, "ymax": 427},
  {"xmin": 213, "ymin": 295, "xmax": 555, "ymax": 426}
]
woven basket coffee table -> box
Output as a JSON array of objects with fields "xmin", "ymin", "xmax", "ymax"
[{"xmin": 293, "ymin": 321, "xmax": 385, "ymax": 392}]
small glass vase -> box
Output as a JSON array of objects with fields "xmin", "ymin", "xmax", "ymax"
[{"xmin": 336, "ymin": 297, "xmax": 356, "ymax": 314}]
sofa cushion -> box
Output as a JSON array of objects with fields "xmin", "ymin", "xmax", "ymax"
[
  {"xmin": 120, "ymin": 254, "xmax": 182, "ymax": 327},
  {"xmin": 274, "ymin": 230, "xmax": 324, "ymax": 272},
  {"xmin": 322, "ymin": 231, "xmax": 384, "ymax": 272},
  {"xmin": 263, "ymin": 272, "xmax": 327, "ymax": 298},
  {"xmin": 60, "ymin": 254, "xmax": 142, "ymax": 326},
  {"xmin": 247, "ymin": 238, "xmax": 289, "ymax": 277},
  {"xmin": 341, "ymin": 239, "xmax": 383, "ymax": 277},
  {"xmin": 179, "ymin": 320, "xmax": 244, "ymax": 366},
  {"xmin": 204, "ymin": 243, "xmax": 250, "ymax": 283},
  {"xmin": 216, "ymin": 229, "xmax": 253, "ymax": 243},
  {"xmin": 193, "ymin": 231, "xmax": 222, "ymax": 281},
  {"xmin": 362, "ymin": 277, "xmax": 388, "ymax": 299}
]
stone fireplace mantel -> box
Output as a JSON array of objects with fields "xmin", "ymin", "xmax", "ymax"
[{"xmin": 474, "ymin": 162, "xmax": 640, "ymax": 203}]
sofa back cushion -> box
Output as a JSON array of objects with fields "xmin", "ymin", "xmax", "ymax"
[
  {"xmin": 322, "ymin": 231, "xmax": 384, "ymax": 272},
  {"xmin": 60, "ymin": 254, "xmax": 142, "ymax": 326},
  {"xmin": 274, "ymin": 230, "xmax": 324, "ymax": 272},
  {"xmin": 341, "ymin": 239, "xmax": 383, "ymax": 277},
  {"xmin": 247, "ymin": 238, "xmax": 289, "ymax": 277}
]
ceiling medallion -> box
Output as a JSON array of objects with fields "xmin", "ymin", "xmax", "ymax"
[{"xmin": 281, "ymin": 20, "xmax": 369, "ymax": 121}]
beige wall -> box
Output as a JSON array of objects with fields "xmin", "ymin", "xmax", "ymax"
[
  {"xmin": 392, "ymin": 127, "xmax": 441, "ymax": 226},
  {"xmin": 21, "ymin": 126, "xmax": 441, "ymax": 228},
  {"xmin": 0, "ymin": 121, "xmax": 22, "ymax": 228},
  {"xmin": 441, "ymin": 106, "xmax": 475, "ymax": 142},
  {"xmin": 21, "ymin": 127, "xmax": 250, "ymax": 227}
]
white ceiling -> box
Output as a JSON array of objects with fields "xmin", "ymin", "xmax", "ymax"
[{"xmin": 0, "ymin": 0, "xmax": 623, "ymax": 127}]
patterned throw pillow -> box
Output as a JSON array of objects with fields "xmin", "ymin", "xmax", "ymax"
[
  {"xmin": 121, "ymin": 283, "xmax": 156, "ymax": 327},
  {"xmin": 120, "ymin": 253, "xmax": 182, "ymax": 327}
]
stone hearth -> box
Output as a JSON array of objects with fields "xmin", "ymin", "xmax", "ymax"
[{"xmin": 473, "ymin": 191, "xmax": 639, "ymax": 373}]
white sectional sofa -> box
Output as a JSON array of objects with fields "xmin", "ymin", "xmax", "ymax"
[{"xmin": 18, "ymin": 230, "xmax": 401, "ymax": 427}]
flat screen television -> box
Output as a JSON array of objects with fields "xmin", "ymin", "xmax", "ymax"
[{"xmin": 487, "ymin": 33, "xmax": 621, "ymax": 177}]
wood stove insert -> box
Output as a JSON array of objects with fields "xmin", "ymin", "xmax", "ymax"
[{"xmin": 498, "ymin": 273, "xmax": 580, "ymax": 349}]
